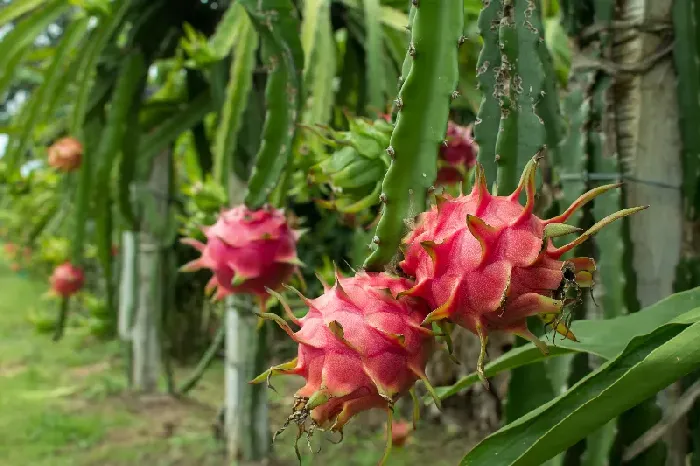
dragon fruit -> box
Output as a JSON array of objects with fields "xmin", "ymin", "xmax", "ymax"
[
  {"xmin": 180, "ymin": 204, "xmax": 302, "ymax": 304},
  {"xmin": 253, "ymin": 271, "xmax": 436, "ymax": 461},
  {"xmin": 50, "ymin": 262, "xmax": 85, "ymax": 298},
  {"xmin": 47, "ymin": 137, "xmax": 83, "ymax": 173},
  {"xmin": 436, "ymin": 121, "xmax": 477, "ymax": 185},
  {"xmin": 400, "ymin": 156, "xmax": 647, "ymax": 381}
]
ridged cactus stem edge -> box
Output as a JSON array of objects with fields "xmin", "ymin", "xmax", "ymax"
[{"xmin": 363, "ymin": 0, "xmax": 464, "ymax": 271}]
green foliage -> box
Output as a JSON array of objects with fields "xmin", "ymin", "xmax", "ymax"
[
  {"xmin": 436, "ymin": 287, "xmax": 700, "ymax": 400},
  {"xmin": 472, "ymin": 0, "xmax": 502, "ymax": 187},
  {"xmin": 462, "ymin": 309, "xmax": 700, "ymax": 465},
  {"xmin": 494, "ymin": 0, "xmax": 548, "ymax": 194},
  {"xmin": 673, "ymin": 0, "xmax": 700, "ymax": 220},
  {"xmin": 212, "ymin": 3, "xmax": 257, "ymax": 192},
  {"xmin": 241, "ymin": 0, "xmax": 304, "ymax": 209},
  {"xmin": 306, "ymin": 115, "xmax": 393, "ymax": 217}
]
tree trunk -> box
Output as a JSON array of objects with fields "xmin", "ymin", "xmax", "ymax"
[
  {"xmin": 118, "ymin": 230, "xmax": 136, "ymax": 342},
  {"xmin": 612, "ymin": 0, "xmax": 684, "ymax": 463},
  {"xmin": 224, "ymin": 174, "xmax": 270, "ymax": 462},
  {"xmin": 225, "ymin": 295, "xmax": 270, "ymax": 461}
]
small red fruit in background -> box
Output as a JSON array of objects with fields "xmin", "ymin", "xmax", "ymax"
[
  {"xmin": 436, "ymin": 121, "xmax": 477, "ymax": 185},
  {"xmin": 4, "ymin": 243, "xmax": 18, "ymax": 256},
  {"xmin": 47, "ymin": 137, "xmax": 83, "ymax": 173},
  {"xmin": 50, "ymin": 262, "xmax": 85, "ymax": 298},
  {"xmin": 390, "ymin": 420, "xmax": 412, "ymax": 447}
]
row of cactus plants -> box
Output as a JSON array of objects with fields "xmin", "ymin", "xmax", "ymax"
[{"xmin": 2, "ymin": 0, "xmax": 700, "ymax": 464}]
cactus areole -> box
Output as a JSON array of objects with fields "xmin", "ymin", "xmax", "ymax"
[
  {"xmin": 253, "ymin": 271, "xmax": 437, "ymax": 461},
  {"xmin": 180, "ymin": 204, "xmax": 302, "ymax": 303},
  {"xmin": 400, "ymin": 156, "xmax": 648, "ymax": 381},
  {"xmin": 50, "ymin": 262, "xmax": 85, "ymax": 298},
  {"xmin": 47, "ymin": 137, "xmax": 83, "ymax": 173}
]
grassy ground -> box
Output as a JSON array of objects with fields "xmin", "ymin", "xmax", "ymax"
[{"xmin": 0, "ymin": 259, "xmax": 469, "ymax": 466}]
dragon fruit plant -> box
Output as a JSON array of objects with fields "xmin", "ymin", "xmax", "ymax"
[
  {"xmin": 253, "ymin": 271, "xmax": 436, "ymax": 463},
  {"xmin": 180, "ymin": 204, "xmax": 303, "ymax": 307},
  {"xmin": 47, "ymin": 137, "xmax": 83, "ymax": 173}
]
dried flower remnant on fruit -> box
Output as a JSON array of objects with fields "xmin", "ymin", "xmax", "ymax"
[
  {"xmin": 180, "ymin": 204, "xmax": 302, "ymax": 306},
  {"xmin": 400, "ymin": 156, "xmax": 648, "ymax": 383},
  {"xmin": 252, "ymin": 271, "xmax": 438, "ymax": 463}
]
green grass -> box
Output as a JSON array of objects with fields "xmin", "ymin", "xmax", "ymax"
[
  {"xmin": 0, "ymin": 259, "xmax": 223, "ymax": 466},
  {"xmin": 0, "ymin": 257, "xmax": 470, "ymax": 466}
]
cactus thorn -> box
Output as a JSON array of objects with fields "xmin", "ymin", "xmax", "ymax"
[
  {"xmin": 379, "ymin": 193, "xmax": 388, "ymax": 203},
  {"xmin": 386, "ymin": 146, "xmax": 396, "ymax": 158},
  {"xmin": 458, "ymin": 36, "xmax": 467, "ymax": 46},
  {"xmin": 451, "ymin": 90, "xmax": 460, "ymax": 100},
  {"xmin": 408, "ymin": 43, "xmax": 416, "ymax": 57}
]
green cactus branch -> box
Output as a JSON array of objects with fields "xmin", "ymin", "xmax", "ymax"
[
  {"xmin": 494, "ymin": 0, "xmax": 547, "ymax": 195},
  {"xmin": 473, "ymin": 0, "xmax": 503, "ymax": 188},
  {"xmin": 241, "ymin": 0, "xmax": 304, "ymax": 210},
  {"xmin": 672, "ymin": 0, "xmax": 700, "ymax": 220},
  {"xmin": 213, "ymin": 4, "xmax": 258, "ymax": 193},
  {"xmin": 363, "ymin": 0, "xmax": 463, "ymax": 271}
]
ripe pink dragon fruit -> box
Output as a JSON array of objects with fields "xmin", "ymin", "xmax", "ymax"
[
  {"xmin": 253, "ymin": 271, "xmax": 436, "ymax": 461},
  {"xmin": 181, "ymin": 204, "xmax": 302, "ymax": 304},
  {"xmin": 47, "ymin": 137, "xmax": 83, "ymax": 173},
  {"xmin": 50, "ymin": 262, "xmax": 85, "ymax": 298},
  {"xmin": 436, "ymin": 121, "xmax": 477, "ymax": 185},
  {"xmin": 400, "ymin": 156, "xmax": 647, "ymax": 381}
]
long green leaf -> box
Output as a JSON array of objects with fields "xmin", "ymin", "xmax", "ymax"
[
  {"xmin": 437, "ymin": 287, "xmax": 700, "ymax": 400},
  {"xmin": 213, "ymin": 3, "xmax": 257, "ymax": 190},
  {"xmin": 363, "ymin": 0, "xmax": 385, "ymax": 113},
  {"xmin": 137, "ymin": 92, "xmax": 215, "ymax": 176},
  {"xmin": 0, "ymin": 0, "xmax": 50, "ymax": 29},
  {"xmin": 6, "ymin": 18, "xmax": 89, "ymax": 170},
  {"xmin": 339, "ymin": 0, "xmax": 409, "ymax": 31},
  {"xmin": 93, "ymin": 51, "xmax": 145, "ymax": 320},
  {"xmin": 299, "ymin": 0, "xmax": 335, "ymax": 140},
  {"xmin": 208, "ymin": 0, "xmax": 246, "ymax": 58},
  {"xmin": 461, "ymin": 312, "xmax": 700, "ymax": 466},
  {"xmin": 241, "ymin": 0, "xmax": 304, "ymax": 209},
  {"xmin": 0, "ymin": 0, "xmax": 70, "ymax": 115},
  {"xmin": 70, "ymin": 0, "xmax": 133, "ymax": 138}
]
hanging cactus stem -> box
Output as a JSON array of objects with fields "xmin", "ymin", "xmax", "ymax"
[{"xmin": 364, "ymin": 0, "xmax": 464, "ymax": 270}]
